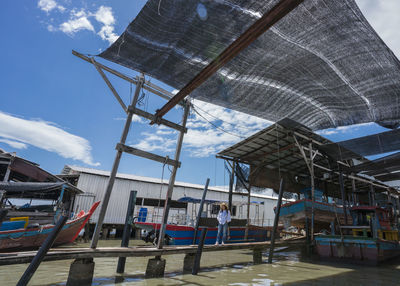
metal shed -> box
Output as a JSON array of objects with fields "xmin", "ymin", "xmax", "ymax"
[{"xmin": 61, "ymin": 165, "xmax": 284, "ymax": 227}]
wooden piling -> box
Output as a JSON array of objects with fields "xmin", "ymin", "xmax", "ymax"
[
  {"xmin": 66, "ymin": 258, "xmax": 95, "ymax": 286},
  {"xmin": 339, "ymin": 172, "xmax": 348, "ymax": 225},
  {"xmin": 192, "ymin": 228, "xmax": 208, "ymax": 275},
  {"xmin": 17, "ymin": 215, "xmax": 68, "ymax": 286},
  {"xmin": 145, "ymin": 257, "xmax": 166, "ymax": 278},
  {"xmin": 193, "ymin": 179, "xmax": 210, "ymax": 244},
  {"xmin": 117, "ymin": 190, "xmax": 137, "ymax": 273},
  {"xmin": 253, "ymin": 248, "xmax": 263, "ymax": 264},
  {"xmin": 183, "ymin": 253, "xmax": 196, "ymax": 273},
  {"xmin": 268, "ymin": 178, "xmax": 284, "ymax": 263}
]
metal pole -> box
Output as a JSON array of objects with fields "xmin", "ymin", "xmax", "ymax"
[
  {"xmin": 309, "ymin": 142, "xmax": 315, "ymax": 241},
  {"xmin": 17, "ymin": 215, "xmax": 68, "ymax": 286},
  {"xmin": 339, "ymin": 172, "xmax": 348, "ymax": 225},
  {"xmin": 91, "ymin": 76, "xmax": 144, "ymax": 249},
  {"xmin": 157, "ymin": 102, "xmax": 190, "ymax": 249},
  {"xmin": 193, "ymin": 178, "xmax": 210, "ymax": 244},
  {"xmin": 268, "ymin": 178, "xmax": 284, "ymax": 263},
  {"xmin": 192, "ymin": 227, "xmax": 208, "ymax": 275},
  {"xmin": 228, "ymin": 161, "xmax": 235, "ymax": 213},
  {"xmin": 117, "ymin": 190, "xmax": 137, "ymax": 273}
]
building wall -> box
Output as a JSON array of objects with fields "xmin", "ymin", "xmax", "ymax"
[{"xmin": 73, "ymin": 172, "xmax": 281, "ymax": 227}]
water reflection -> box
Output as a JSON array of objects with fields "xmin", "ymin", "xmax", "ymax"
[{"xmin": 0, "ymin": 239, "xmax": 399, "ymax": 285}]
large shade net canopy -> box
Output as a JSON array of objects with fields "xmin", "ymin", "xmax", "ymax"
[{"xmin": 99, "ymin": 0, "xmax": 400, "ymax": 130}]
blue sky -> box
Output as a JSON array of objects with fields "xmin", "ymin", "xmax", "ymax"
[{"xmin": 0, "ymin": 0, "xmax": 398, "ymax": 187}]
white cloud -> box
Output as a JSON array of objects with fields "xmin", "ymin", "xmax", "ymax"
[
  {"xmin": 97, "ymin": 25, "xmax": 118, "ymax": 44},
  {"xmin": 38, "ymin": 0, "xmax": 65, "ymax": 13},
  {"xmin": 356, "ymin": 0, "xmax": 400, "ymax": 58},
  {"xmin": 47, "ymin": 24, "xmax": 56, "ymax": 32},
  {"xmin": 95, "ymin": 6, "xmax": 118, "ymax": 44},
  {"xmin": 0, "ymin": 139, "xmax": 28, "ymax": 150},
  {"xmin": 132, "ymin": 132, "xmax": 176, "ymax": 153},
  {"xmin": 94, "ymin": 6, "xmax": 115, "ymax": 26},
  {"xmin": 130, "ymin": 99, "xmax": 271, "ymax": 158},
  {"xmin": 38, "ymin": 3, "xmax": 118, "ymax": 44},
  {"xmin": 114, "ymin": 115, "xmax": 145, "ymax": 123},
  {"xmin": 317, "ymin": 122, "xmax": 374, "ymax": 136},
  {"xmin": 59, "ymin": 10, "xmax": 94, "ymax": 35},
  {"xmin": 0, "ymin": 111, "xmax": 99, "ymax": 166}
]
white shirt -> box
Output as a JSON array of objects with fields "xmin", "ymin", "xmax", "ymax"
[{"xmin": 217, "ymin": 210, "xmax": 231, "ymax": 225}]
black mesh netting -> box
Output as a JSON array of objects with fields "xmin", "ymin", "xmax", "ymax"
[
  {"xmin": 100, "ymin": 0, "xmax": 400, "ymax": 130},
  {"xmin": 319, "ymin": 128, "xmax": 400, "ymax": 160}
]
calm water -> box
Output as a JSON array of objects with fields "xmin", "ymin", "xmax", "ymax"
[{"xmin": 1, "ymin": 239, "xmax": 399, "ymax": 285}]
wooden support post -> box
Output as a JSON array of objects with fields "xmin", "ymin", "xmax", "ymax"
[
  {"xmin": 66, "ymin": 258, "xmax": 95, "ymax": 286},
  {"xmin": 351, "ymin": 177, "xmax": 357, "ymax": 206},
  {"xmin": 0, "ymin": 209, "xmax": 8, "ymax": 229},
  {"xmin": 369, "ymin": 185, "xmax": 376, "ymax": 206},
  {"xmin": 193, "ymin": 178, "xmax": 210, "ymax": 244},
  {"xmin": 102, "ymin": 228, "xmax": 109, "ymax": 239},
  {"xmin": 253, "ymin": 248, "xmax": 263, "ymax": 264},
  {"xmin": 17, "ymin": 215, "xmax": 69, "ymax": 286},
  {"xmin": 192, "ymin": 228, "xmax": 208, "ymax": 275},
  {"xmin": 305, "ymin": 217, "xmax": 311, "ymax": 256},
  {"xmin": 90, "ymin": 58, "xmax": 127, "ymax": 112},
  {"xmin": 72, "ymin": 51, "xmax": 180, "ymax": 105},
  {"xmin": 309, "ymin": 142, "xmax": 315, "ymax": 241},
  {"xmin": 0, "ymin": 159, "xmax": 12, "ymax": 206},
  {"xmin": 145, "ymin": 257, "xmax": 166, "ymax": 278},
  {"xmin": 268, "ymin": 178, "xmax": 284, "ymax": 264},
  {"xmin": 117, "ymin": 190, "xmax": 137, "ymax": 274},
  {"xmin": 91, "ymin": 76, "xmax": 144, "ymax": 249},
  {"xmin": 183, "ymin": 253, "xmax": 196, "ymax": 274},
  {"xmin": 245, "ymin": 185, "xmax": 252, "ymax": 240},
  {"xmin": 372, "ymin": 215, "xmax": 378, "ymax": 239},
  {"xmin": 157, "ymin": 102, "xmax": 190, "ymax": 249},
  {"xmin": 339, "ymin": 172, "xmax": 348, "ymax": 225}
]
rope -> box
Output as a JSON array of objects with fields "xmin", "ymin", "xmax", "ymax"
[
  {"xmin": 158, "ymin": 0, "xmax": 163, "ymax": 15},
  {"xmin": 155, "ymin": 156, "xmax": 168, "ymax": 222},
  {"xmin": 8, "ymin": 234, "xmax": 24, "ymax": 241}
]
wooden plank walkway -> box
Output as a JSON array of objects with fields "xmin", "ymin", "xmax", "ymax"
[{"xmin": 0, "ymin": 238, "xmax": 305, "ymax": 266}]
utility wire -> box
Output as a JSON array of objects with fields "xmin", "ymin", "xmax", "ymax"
[
  {"xmin": 191, "ymin": 106, "xmax": 246, "ymax": 139},
  {"xmin": 191, "ymin": 101, "xmax": 265, "ymax": 132}
]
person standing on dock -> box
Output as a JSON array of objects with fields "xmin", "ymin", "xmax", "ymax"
[{"xmin": 215, "ymin": 202, "xmax": 231, "ymax": 245}]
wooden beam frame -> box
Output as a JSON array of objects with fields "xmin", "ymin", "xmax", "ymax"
[
  {"xmin": 153, "ymin": 0, "xmax": 304, "ymax": 120},
  {"xmin": 72, "ymin": 50, "xmax": 184, "ymax": 106},
  {"xmin": 116, "ymin": 143, "xmax": 180, "ymax": 168}
]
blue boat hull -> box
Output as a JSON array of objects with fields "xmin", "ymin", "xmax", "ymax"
[{"xmin": 315, "ymin": 235, "xmax": 400, "ymax": 264}]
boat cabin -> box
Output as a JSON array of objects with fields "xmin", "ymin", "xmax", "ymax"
[{"xmin": 349, "ymin": 206, "xmax": 398, "ymax": 241}]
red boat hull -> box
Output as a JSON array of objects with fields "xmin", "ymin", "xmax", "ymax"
[{"xmin": 0, "ymin": 201, "xmax": 99, "ymax": 252}]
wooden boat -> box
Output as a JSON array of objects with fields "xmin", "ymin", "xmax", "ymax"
[
  {"xmin": 134, "ymin": 197, "xmax": 271, "ymax": 245},
  {"xmin": 279, "ymin": 188, "xmax": 350, "ymax": 232},
  {"xmin": 135, "ymin": 221, "xmax": 269, "ymax": 245},
  {"xmin": 315, "ymin": 206, "xmax": 400, "ymax": 264},
  {"xmin": 0, "ymin": 201, "xmax": 99, "ymax": 252}
]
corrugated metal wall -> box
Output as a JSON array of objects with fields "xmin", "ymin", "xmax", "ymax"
[{"xmin": 74, "ymin": 172, "xmax": 279, "ymax": 226}]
